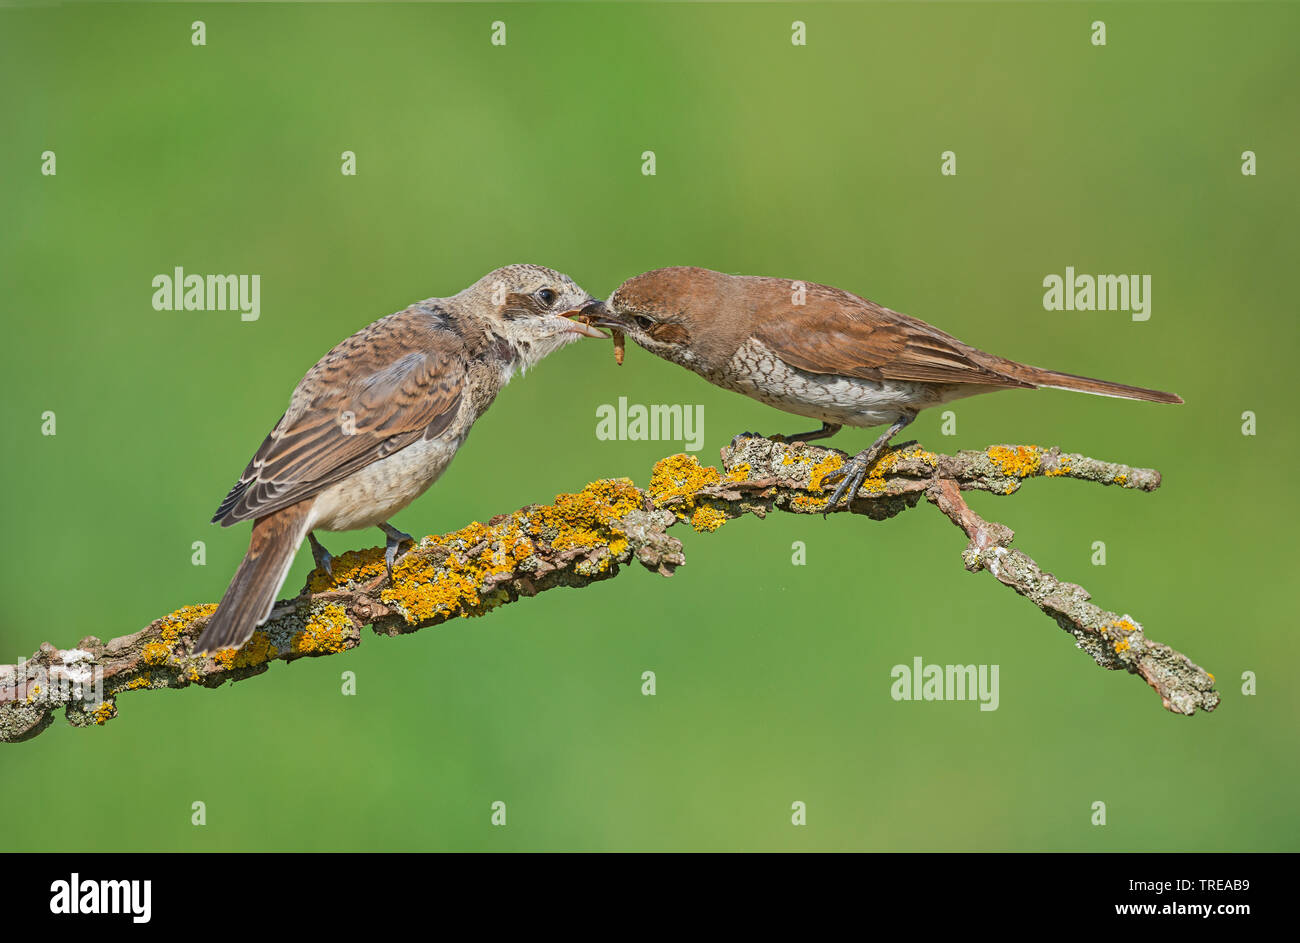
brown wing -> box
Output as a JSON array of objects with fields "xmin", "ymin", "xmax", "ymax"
[
  {"xmin": 212, "ymin": 306, "xmax": 466, "ymax": 525},
  {"xmin": 751, "ymin": 280, "xmax": 1034, "ymax": 389}
]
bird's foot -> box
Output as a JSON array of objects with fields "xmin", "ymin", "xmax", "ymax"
[
  {"xmin": 821, "ymin": 449, "xmax": 879, "ymax": 512},
  {"xmin": 378, "ymin": 522, "xmax": 415, "ymax": 581},
  {"xmin": 772, "ymin": 422, "xmax": 841, "ymax": 445},
  {"xmin": 307, "ymin": 531, "xmax": 334, "ymax": 579},
  {"xmin": 729, "ymin": 431, "xmax": 767, "ymax": 449},
  {"xmin": 818, "ymin": 418, "xmax": 912, "ymax": 514}
]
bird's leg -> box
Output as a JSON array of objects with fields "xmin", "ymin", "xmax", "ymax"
[
  {"xmin": 378, "ymin": 522, "xmax": 415, "ymax": 580},
  {"xmin": 307, "ymin": 531, "xmax": 334, "ymax": 579},
  {"xmin": 821, "ymin": 416, "xmax": 915, "ymax": 510},
  {"xmin": 730, "ymin": 422, "xmax": 842, "ymax": 449},
  {"xmin": 770, "ymin": 421, "xmax": 842, "ymax": 444}
]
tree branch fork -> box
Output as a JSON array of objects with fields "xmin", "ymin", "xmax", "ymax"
[{"xmin": 0, "ymin": 438, "xmax": 1218, "ymax": 742}]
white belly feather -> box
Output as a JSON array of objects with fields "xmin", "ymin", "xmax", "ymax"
[
  {"xmin": 308, "ymin": 432, "xmax": 464, "ymax": 533},
  {"xmin": 715, "ymin": 338, "xmax": 958, "ymax": 428}
]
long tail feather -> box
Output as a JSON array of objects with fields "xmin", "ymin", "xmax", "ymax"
[
  {"xmin": 195, "ymin": 500, "xmax": 313, "ymax": 653},
  {"xmin": 1024, "ymin": 366, "xmax": 1183, "ymax": 404}
]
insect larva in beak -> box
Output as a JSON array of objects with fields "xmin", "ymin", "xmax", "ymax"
[{"xmin": 612, "ymin": 328, "xmax": 625, "ymax": 366}]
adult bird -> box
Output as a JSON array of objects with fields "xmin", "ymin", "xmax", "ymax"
[{"xmin": 589, "ymin": 266, "xmax": 1181, "ymax": 507}]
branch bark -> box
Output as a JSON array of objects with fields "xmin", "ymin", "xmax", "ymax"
[{"xmin": 0, "ymin": 438, "xmax": 1218, "ymax": 742}]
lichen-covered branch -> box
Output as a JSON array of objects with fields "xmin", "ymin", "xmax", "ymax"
[{"xmin": 0, "ymin": 438, "xmax": 1217, "ymax": 742}]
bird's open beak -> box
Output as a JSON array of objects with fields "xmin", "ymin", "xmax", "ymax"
[
  {"xmin": 566, "ymin": 299, "xmax": 631, "ymax": 330},
  {"xmin": 560, "ymin": 299, "xmax": 613, "ymax": 338}
]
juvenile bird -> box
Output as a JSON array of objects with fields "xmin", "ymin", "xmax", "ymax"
[
  {"xmin": 592, "ymin": 266, "xmax": 1182, "ymax": 507},
  {"xmin": 195, "ymin": 264, "xmax": 606, "ymax": 653}
]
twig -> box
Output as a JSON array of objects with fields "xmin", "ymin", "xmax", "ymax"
[{"xmin": 0, "ymin": 439, "xmax": 1217, "ymax": 742}]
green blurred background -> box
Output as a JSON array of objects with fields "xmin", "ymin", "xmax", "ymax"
[{"xmin": 1, "ymin": 1, "xmax": 1296, "ymax": 851}]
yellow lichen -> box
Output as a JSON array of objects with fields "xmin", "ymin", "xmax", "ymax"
[
  {"xmin": 383, "ymin": 560, "xmax": 481, "ymax": 623},
  {"xmin": 211, "ymin": 630, "xmax": 279, "ymax": 670},
  {"xmin": 725, "ymin": 462, "xmax": 751, "ymax": 482},
  {"xmin": 860, "ymin": 476, "xmax": 889, "ymax": 497},
  {"xmin": 987, "ymin": 445, "xmax": 1042, "ymax": 479},
  {"xmin": 1100, "ymin": 618, "xmax": 1139, "ymax": 646},
  {"xmin": 1044, "ymin": 457, "xmax": 1073, "ymax": 477},
  {"xmin": 1113, "ymin": 639, "xmax": 1130, "ymax": 654},
  {"xmin": 136, "ymin": 603, "xmax": 225, "ymax": 668},
  {"xmin": 536, "ymin": 478, "xmax": 642, "ymax": 551},
  {"xmin": 125, "ymin": 675, "xmax": 150, "ymax": 691},
  {"xmin": 870, "ymin": 445, "xmax": 935, "ymax": 477},
  {"xmin": 381, "ymin": 519, "xmax": 525, "ymax": 622},
  {"xmin": 1115, "ymin": 473, "xmax": 1128, "ymax": 486},
  {"xmin": 307, "ymin": 547, "xmax": 388, "ymax": 593},
  {"xmin": 291, "ymin": 603, "xmax": 352, "ymax": 655},
  {"xmin": 158, "ymin": 603, "xmax": 219, "ymax": 646},
  {"xmin": 648, "ymin": 454, "xmax": 722, "ymax": 511},
  {"xmin": 868, "ymin": 449, "xmax": 900, "ymax": 476},
  {"xmin": 381, "ymin": 479, "xmax": 643, "ymax": 623},
  {"xmin": 142, "ymin": 642, "xmax": 171, "ymax": 666},
  {"xmin": 691, "ymin": 505, "xmax": 729, "ymax": 532},
  {"xmin": 92, "ymin": 701, "xmax": 116, "ymax": 725},
  {"xmin": 806, "ymin": 453, "xmax": 844, "ymax": 492},
  {"xmin": 801, "ymin": 446, "xmax": 933, "ymax": 500},
  {"xmin": 857, "ymin": 446, "xmax": 929, "ymax": 497},
  {"xmin": 790, "ymin": 494, "xmax": 829, "ymax": 512}
]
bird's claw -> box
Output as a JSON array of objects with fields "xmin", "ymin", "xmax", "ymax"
[
  {"xmin": 308, "ymin": 532, "xmax": 334, "ymax": 579},
  {"xmin": 379, "ymin": 523, "xmax": 415, "ymax": 581},
  {"xmin": 821, "ymin": 457, "xmax": 871, "ymax": 513},
  {"xmin": 729, "ymin": 431, "xmax": 766, "ymax": 449}
]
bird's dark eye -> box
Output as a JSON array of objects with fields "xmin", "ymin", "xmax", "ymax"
[
  {"xmin": 634, "ymin": 315, "xmax": 654, "ymax": 330},
  {"xmin": 537, "ymin": 288, "xmax": 558, "ymax": 307}
]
